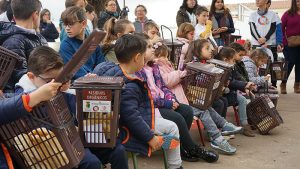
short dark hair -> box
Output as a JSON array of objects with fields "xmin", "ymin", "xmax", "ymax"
[
  {"xmin": 195, "ymin": 5, "xmax": 208, "ymax": 16},
  {"xmin": 11, "ymin": 0, "xmax": 42, "ymax": 20},
  {"xmin": 65, "ymin": 0, "xmax": 87, "ymax": 8},
  {"xmin": 114, "ymin": 34, "xmax": 147, "ymax": 63},
  {"xmin": 229, "ymin": 42, "xmax": 246, "ymax": 53},
  {"xmin": 85, "ymin": 3, "xmax": 94, "ymax": 13},
  {"xmin": 215, "ymin": 47, "xmax": 236, "ymax": 61},
  {"xmin": 135, "ymin": 4, "xmax": 147, "ymax": 14},
  {"xmin": 28, "ymin": 46, "xmax": 64, "ymax": 75},
  {"xmin": 61, "ymin": 6, "xmax": 87, "ymax": 26}
]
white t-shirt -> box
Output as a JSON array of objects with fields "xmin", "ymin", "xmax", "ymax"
[
  {"xmin": 0, "ymin": 12, "xmax": 9, "ymax": 22},
  {"xmin": 186, "ymin": 11, "xmax": 197, "ymax": 27},
  {"xmin": 249, "ymin": 11, "xmax": 281, "ymax": 46},
  {"xmin": 194, "ymin": 23, "xmax": 217, "ymax": 46}
]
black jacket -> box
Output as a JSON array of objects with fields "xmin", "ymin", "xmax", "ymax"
[
  {"xmin": 39, "ymin": 22, "xmax": 59, "ymax": 42},
  {"xmin": 0, "ymin": 22, "xmax": 47, "ymax": 92},
  {"xmin": 97, "ymin": 10, "xmax": 119, "ymax": 29},
  {"xmin": 176, "ymin": 6, "xmax": 199, "ymax": 27}
]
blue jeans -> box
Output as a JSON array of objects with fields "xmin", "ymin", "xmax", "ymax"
[
  {"xmin": 237, "ymin": 94, "xmax": 248, "ymax": 124},
  {"xmin": 215, "ymin": 38, "xmax": 225, "ymax": 46},
  {"xmin": 78, "ymin": 149, "xmax": 102, "ymax": 169}
]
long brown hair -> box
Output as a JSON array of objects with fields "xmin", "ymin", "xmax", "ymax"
[
  {"xmin": 40, "ymin": 9, "xmax": 50, "ymax": 22},
  {"xmin": 214, "ymin": 47, "xmax": 236, "ymax": 61},
  {"xmin": 250, "ymin": 48, "xmax": 268, "ymax": 61},
  {"xmin": 288, "ymin": 0, "xmax": 299, "ymax": 15},
  {"xmin": 184, "ymin": 39, "xmax": 209, "ymax": 63},
  {"xmin": 176, "ymin": 22, "xmax": 195, "ymax": 39},
  {"xmin": 209, "ymin": 0, "xmax": 230, "ymax": 17}
]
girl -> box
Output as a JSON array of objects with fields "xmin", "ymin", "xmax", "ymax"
[
  {"xmin": 102, "ymin": 18, "xmax": 135, "ymax": 63},
  {"xmin": 157, "ymin": 40, "xmax": 241, "ymax": 154},
  {"xmin": 242, "ymin": 48, "xmax": 271, "ymax": 87},
  {"xmin": 135, "ymin": 36, "xmax": 219, "ymax": 162},
  {"xmin": 216, "ymin": 47, "xmax": 256, "ymax": 137},
  {"xmin": 176, "ymin": 22, "xmax": 195, "ymax": 70},
  {"xmin": 176, "ymin": 0, "xmax": 199, "ymax": 27},
  {"xmin": 39, "ymin": 9, "xmax": 59, "ymax": 42},
  {"xmin": 209, "ymin": 0, "xmax": 235, "ymax": 46},
  {"xmin": 144, "ymin": 21, "xmax": 161, "ymax": 44}
]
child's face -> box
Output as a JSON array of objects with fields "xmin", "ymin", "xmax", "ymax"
[
  {"xmin": 224, "ymin": 57, "xmax": 235, "ymax": 65},
  {"xmin": 144, "ymin": 41, "xmax": 155, "ymax": 64},
  {"xmin": 234, "ymin": 52, "xmax": 242, "ymax": 61},
  {"xmin": 76, "ymin": 0, "xmax": 87, "ymax": 8},
  {"xmin": 201, "ymin": 43, "xmax": 212, "ymax": 60},
  {"xmin": 186, "ymin": 31, "xmax": 195, "ymax": 42},
  {"xmin": 238, "ymin": 51, "xmax": 247, "ymax": 57},
  {"xmin": 146, "ymin": 27, "xmax": 159, "ymax": 40},
  {"xmin": 64, "ymin": 20, "xmax": 86, "ymax": 39},
  {"xmin": 196, "ymin": 11, "xmax": 209, "ymax": 25},
  {"xmin": 256, "ymin": 58, "xmax": 267, "ymax": 67},
  {"xmin": 29, "ymin": 68, "xmax": 63, "ymax": 88},
  {"xmin": 215, "ymin": 0, "xmax": 224, "ymax": 10}
]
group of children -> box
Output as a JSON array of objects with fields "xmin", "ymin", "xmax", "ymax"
[{"xmin": 0, "ymin": 0, "xmax": 283, "ymax": 169}]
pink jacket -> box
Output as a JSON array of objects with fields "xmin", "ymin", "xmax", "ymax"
[
  {"xmin": 155, "ymin": 58, "xmax": 189, "ymax": 105},
  {"xmin": 177, "ymin": 37, "xmax": 190, "ymax": 70}
]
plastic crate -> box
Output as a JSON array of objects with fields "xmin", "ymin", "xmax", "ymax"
[
  {"xmin": 207, "ymin": 59, "xmax": 234, "ymax": 99},
  {"xmin": 182, "ymin": 62, "xmax": 224, "ymax": 110},
  {"xmin": 270, "ymin": 61, "xmax": 288, "ymax": 81},
  {"xmin": 161, "ymin": 25, "xmax": 184, "ymax": 70},
  {"xmin": 246, "ymin": 95, "xmax": 283, "ymax": 135},
  {"xmin": 73, "ymin": 76, "xmax": 124, "ymax": 148},
  {"xmin": 0, "ymin": 92, "xmax": 85, "ymax": 169},
  {"xmin": 0, "ymin": 46, "xmax": 20, "ymax": 89}
]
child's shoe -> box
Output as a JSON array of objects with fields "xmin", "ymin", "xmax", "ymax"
[
  {"xmin": 242, "ymin": 124, "xmax": 255, "ymax": 137},
  {"xmin": 189, "ymin": 145, "xmax": 219, "ymax": 163},
  {"xmin": 157, "ymin": 134, "xmax": 180, "ymax": 150},
  {"xmin": 211, "ymin": 139, "xmax": 236, "ymax": 155},
  {"xmin": 181, "ymin": 148, "xmax": 200, "ymax": 162},
  {"xmin": 221, "ymin": 122, "xmax": 243, "ymax": 136}
]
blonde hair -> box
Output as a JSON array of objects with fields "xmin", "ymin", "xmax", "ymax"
[
  {"xmin": 176, "ymin": 22, "xmax": 195, "ymax": 39},
  {"xmin": 250, "ymin": 48, "xmax": 269, "ymax": 62},
  {"xmin": 144, "ymin": 21, "xmax": 159, "ymax": 33}
]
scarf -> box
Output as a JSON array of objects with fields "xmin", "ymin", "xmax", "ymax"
[
  {"xmin": 211, "ymin": 9, "xmax": 231, "ymax": 44},
  {"xmin": 257, "ymin": 8, "xmax": 268, "ymax": 16}
]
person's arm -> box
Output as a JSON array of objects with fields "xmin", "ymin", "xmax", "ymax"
[
  {"xmin": 276, "ymin": 23, "xmax": 283, "ymax": 45},
  {"xmin": 264, "ymin": 22, "xmax": 277, "ymax": 42},
  {"xmin": 281, "ymin": 12, "xmax": 288, "ymax": 45},
  {"xmin": 159, "ymin": 66, "xmax": 186, "ymax": 88},
  {"xmin": 227, "ymin": 14, "xmax": 235, "ymax": 33},
  {"xmin": 176, "ymin": 10, "xmax": 185, "ymax": 27},
  {"xmin": 249, "ymin": 22, "xmax": 261, "ymax": 42},
  {"xmin": 40, "ymin": 23, "xmax": 59, "ymax": 40},
  {"xmin": 243, "ymin": 59, "xmax": 266, "ymax": 86},
  {"xmin": 120, "ymin": 83, "xmax": 155, "ymax": 142},
  {"xmin": 95, "ymin": 46, "xmax": 106, "ymax": 66}
]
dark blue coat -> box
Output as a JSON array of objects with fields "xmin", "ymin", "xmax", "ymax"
[
  {"xmin": 93, "ymin": 62, "xmax": 155, "ymax": 156},
  {"xmin": 0, "ymin": 22, "xmax": 47, "ymax": 92},
  {"xmin": 39, "ymin": 22, "xmax": 59, "ymax": 42}
]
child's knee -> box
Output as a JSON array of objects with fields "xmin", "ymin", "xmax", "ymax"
[{"xmin": 79, "ymin": 149, "xmax": 102, "ymax": 169}]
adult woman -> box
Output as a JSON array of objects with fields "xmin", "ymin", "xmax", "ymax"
[
  {"xmin": 176, "ymin": 0, "xmax": 199, "ymax": 27},
  {"xmin": 133, "ymin": 5, "xmax": 153, "ymax": 33},
  {"xmin": 209, "ymin": 0, "xmax": 235, "ymax": 46},
  {"xmin": 97, "ymin": 0, "xmax": 119, "ymax": 29},
  {"xmin": 39, "ymin": 9, "xmax": 59, "ymax": 42},
  {"xmin": 281, "ymin": 0, "xmax": 300, "ymax": 93}
]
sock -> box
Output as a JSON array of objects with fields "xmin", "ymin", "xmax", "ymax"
[{"xmin": 241, "ymin": 120, "xmax": 248, "ymax": 126}]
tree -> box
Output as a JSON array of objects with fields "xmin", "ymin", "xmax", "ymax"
[{"xmin": 87, "ymin": 0, "xmax": 121, "ymax": 17}]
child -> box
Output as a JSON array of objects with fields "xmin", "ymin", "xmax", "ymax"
[
  {"xmin": 144, "ymin": 21, "xmax": 161, "ymax": 44},
  {"xmin": 102, "ymin": 18, "xmax": 135, "ymax": 63},
  {"xmin": 176, "ymin": 22, "xmax": 195, "ymax": 70},
  {"xmin": 216, "ymin": 47, "xmax": 256, "ymax": 137},
  {"xmin": 158, "ymin": 41, "xmax": 242, "ymax": 154},
  {"xmin": 194, "ymin": 6, "xmax": 217, "ymax": 46},
  {"xmin": 0, "ymin": 0, "xmax": 47, "ymax": 92},
  {"xmin": 39, "ymin": 9, "xmax": 59, "ymax": 42},
  {"xmin": 93, "ymin": 34, "xmax": 184, "ymax": 169},
  {"xmin": 229, "ymin": 42, "xmax": 250, "ymax": 83},
  {"xmin": 14, "ymin": 46, "xmax": 128, "ymax": 169},
  {"xmin": 242, "ymin": 48, "xmax": 271, "ymax": 87},
  {"xmin": 59, "ymin": 6, "xmax": 105, "ymax": 80}
]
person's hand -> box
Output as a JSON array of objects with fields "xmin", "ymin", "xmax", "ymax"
[
  {"xmin": 46, "ymin": 20, "xmax": 52, "ymax": 24},
  {"xmin": 258, "ymin": 37, "xmax": 266, "ymax": 45},
  {"xmin": 220, "ymin": 27, "xmax": 228, "ymax": 32},
  {"xmin": 277, "ymin": 45, "xmax": 283, "ymax": 52},
  {"xmin": 0, "ymin": 90, "xmax": 3, "ymax": 98},
  {"xmin": 60, "ymin": 80, "xmax": 71, "ymax": 92},
  {"xmin": 212, "ymin": 28, "xmax": 221, "ymax": 35},
  {"xmin": 206, "ymin": 20, "xmax": 212, "ymax": 25},
  {"xmin": 172, "ymin": 102, "xmax": 179, "ymax": 110},
  {"xmin": 28, "ymin": 80, "xmax": 62, "ymax": 107},
  {"xmin": 148, "ymin": 136, "xmax": 161, "ymax": 152},
  {"xmin": 246, "ymin": 82, "xmax": 256, "ymax": 90},
  {"xmin": 265, "ymin": 74, "xmax": 271, "ymax": 81}
]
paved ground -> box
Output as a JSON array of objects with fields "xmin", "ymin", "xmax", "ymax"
[{"xmin": 121, "ymin": 71, "xmax": 299, "ymax": 169}]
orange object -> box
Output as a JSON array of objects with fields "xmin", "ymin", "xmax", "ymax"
[{"xmin": 1, "ymin": 143, "xmax": 14, "ymax": 169}]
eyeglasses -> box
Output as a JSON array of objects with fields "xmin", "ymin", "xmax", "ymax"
[
  {"xmin": 63, "ymin": 20, "xmax": 81, "ymax": 28},
  {"xmin": 108, "ymin": 4, "xmax": 116, "ymax": 7},
  {"xmin": 38, "ymin": 75, "xmax": 54, "ymax": 83}
]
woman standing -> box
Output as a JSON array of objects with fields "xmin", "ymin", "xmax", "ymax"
[
  {"xmin": 133, "ymin": 5, "xmax": 153, "ymax": 33},
  {"xmin": 209, "ymin": 0, "xmax": 235, "ymax": 46},
  {"xmin": 281, "ymin": 0, "xmax": 300, "ymax": 93},
  {"xmin": 97, "ymin": 0, "xmax": 119, "ymax": 29},
  {"xmin": 39, "ymin": 9, "xmax": 59, "ymax": 42},
  {"xmin": 176, "ymin": 0, "xmax": 199, "ymax": 27}
]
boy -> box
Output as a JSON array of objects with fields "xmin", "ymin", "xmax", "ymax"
[
  {"xmin": 59, "ymin": 0, "xmax": 90, "ymax": 41},
  {"xmin": 15, "ymin": 46, "xmax": 128, "ymax": 169},
  {"xmin": 59, "ymin": 6, "xmax": 105, "ymax": 80},
  {"xmin": 0, "ymin": 0, "xmax": 47, "ymax": 92},
  {"xmin": 93, "ymin": 34, "xmax": 184, "ymax": 169}
]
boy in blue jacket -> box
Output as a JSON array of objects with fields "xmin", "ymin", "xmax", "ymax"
[
  {"xmin": 59, "ymin": 6, "xmax": 104, "ymax": 80},
  {"xmin": 14, "ymin": 46, "xmax": 128, "ymax": 169}
]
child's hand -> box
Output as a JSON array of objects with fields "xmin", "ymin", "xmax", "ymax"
[
  {"xmin": 60, "ymin": 80, "xmax": 71, "ymax": 92},
  {"xmin": 265, "ymin": 74, "xmax": 271, "ymax": 81},
  {"xmin": 148, "ymin": 136, "xmax": 161, "ymax": 152},
  {"xmin": 206, "ymin": 20, "xmax": 212, "ymax": 25},
  {"xmin": 245, "ymin": 82, "xmax": 256, "ymax": 91},
  {"xmin": 277, "ymin": 45, "xmax": 283, "ymax": 52},
  {"xmin": 172, "ymin": 102, "xmax": 179, "ymax": 110}
]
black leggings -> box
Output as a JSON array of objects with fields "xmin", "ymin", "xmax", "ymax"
[
  {"xmin": 212, "ymin": 97, "xmax": 228, "ymax": 118},
  {"xmin": 282, "ymin": 45, "xmax": 300, "ymax": 83},
  {"xmin": 159, "ymin": 104, "xmax": 195, "ymax": 150}
]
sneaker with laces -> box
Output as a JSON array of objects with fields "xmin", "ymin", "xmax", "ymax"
[
  {"xmin": 157, "ymin": 134, "xmax": 180, "ymax": 150},
  {"xmin": 211, "ymin": 139, "xmax": 236, "ymax": 155},
  {"xmin": 221, "ymin": 122, "xmax": 243, "ymax": 136}
]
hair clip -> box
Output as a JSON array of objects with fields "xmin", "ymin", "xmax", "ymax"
[{"xmin": 153, "ymin": 42, "xmax": 163, "ymax": 49}]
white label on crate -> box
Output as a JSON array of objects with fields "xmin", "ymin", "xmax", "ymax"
[
  {"xmin": 83, "ymin": 100, "xmax": 111, "ymax": 113},
  {"xmin": 83, "ymin": 123, "xmax": 106, "ymax": 143},
  {"xmin": 273, "ymin": 66, "xmax": 281, "ymax": 71},
  {"xmin": 268, "ymin": 101, "xmax": 275, "ymax": 109}
]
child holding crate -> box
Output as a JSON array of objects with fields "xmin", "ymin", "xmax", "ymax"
[{"xmin": 155, "ymin": 40, "xmax": 242, "ymax": 154}]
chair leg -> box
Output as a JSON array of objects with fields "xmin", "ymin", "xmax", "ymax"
[
  {"xmin": 131, "ymin": 152, "xmax": 138, "ymax": 169},
  {"xmin": 195, "ymin": 117, "xmax": 205, "ymax": 146},
  {"xmin": 162, "ymin": 149, "xmax": 169, "ymax": 169},
  {"xmin": 233, "ymin": 106, "xmax": 240, "ymax": 126}
]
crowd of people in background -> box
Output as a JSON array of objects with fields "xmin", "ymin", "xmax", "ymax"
[{"xmin": 0, "ymin": 0, "xmax": 300, "ymax": 169}]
